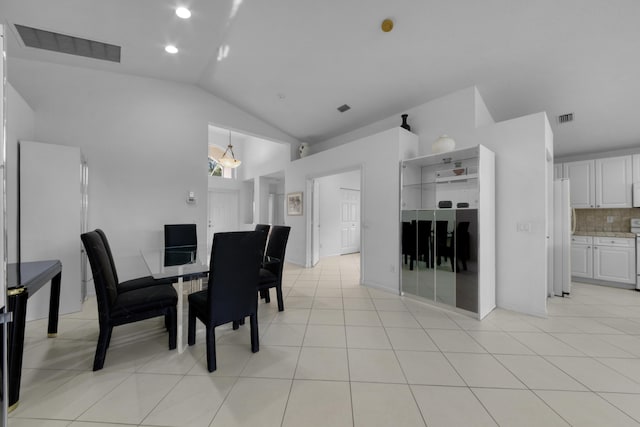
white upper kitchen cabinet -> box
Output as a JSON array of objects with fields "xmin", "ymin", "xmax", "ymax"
[
  {"xmin": 595, "ymin": 156, "xmax": 632, "ymax": 208},
  {"xmin": 633, "ymin": 154, "xmax": 640, "ymax": 183},
  {"xmin": 564, "ymin": 160, "xmax": 595, "ymax": 208},
  {"xmin": 564, "ymin": 156, "xmax": 632, "ymax": 208}
]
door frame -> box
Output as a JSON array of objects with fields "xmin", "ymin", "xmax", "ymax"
[{"xmin": 305, "ymin": 166, "xmax": 364, "ymax": 280}]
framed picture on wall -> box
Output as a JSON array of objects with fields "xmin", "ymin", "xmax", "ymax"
[{"xmin": 287, "ymin": 192, "xmax": 303, "ymax": 216}]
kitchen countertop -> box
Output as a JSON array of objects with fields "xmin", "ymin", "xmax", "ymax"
[{"xmin": 573, "ymin": 231, "xmax": 637, "ymax": 238}]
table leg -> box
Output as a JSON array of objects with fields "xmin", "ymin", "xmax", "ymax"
[
  {"xmin": 175, "ymin": 276, "xmax": 185, "ymax": 354},
  {"xmin": 47, "ymin": 271, "xmax": 62, "ymax": 337},
  {"xmin": 7, "ymin": 287, "xmax": 28, "ymax": 412}
]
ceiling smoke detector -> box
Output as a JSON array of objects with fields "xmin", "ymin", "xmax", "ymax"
[
  {"xmin": 558, "ymin": 113, "xmax": 574, "ymax": 124},
  {"xmin": 381, "ymin": 19, "xmax": 394, "ymax": 32},
  {"xmin": 337, "ymin": 104, "xmax": 351, "ymax": 113}
]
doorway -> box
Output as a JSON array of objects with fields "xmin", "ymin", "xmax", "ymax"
[
  {"xmin": 309, "ymin": 169, "xmax": 362, "ymax": 270},
  {"xmin": 340, "ymin": 188, "xmax": 361, "ymax": 254}
]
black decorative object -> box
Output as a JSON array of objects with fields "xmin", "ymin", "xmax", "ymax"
[{"xmin": 400, "ymin": 114, "xmax": 411, "ymax": 131}]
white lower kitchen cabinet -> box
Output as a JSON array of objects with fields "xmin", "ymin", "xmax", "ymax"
[
  {"xmin": 593, "ymin": 237, "xmax": 636, "ymax": 284},
  {"xmin": 570, "ymin": 236, "xmax": 592, "ymax": 279},
  {"xmin": 572, "ymin": 236, "xmax": 636, "ymax": 285}
]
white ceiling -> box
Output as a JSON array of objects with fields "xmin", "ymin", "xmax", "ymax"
[{"xmin": 2, "ymin": 0, "xmax": 639, "ymax": 157}]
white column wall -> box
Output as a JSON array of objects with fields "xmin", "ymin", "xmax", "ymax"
[{"xmin": 474, "ymin": 112, "xmax": 551, "ymax": 316}]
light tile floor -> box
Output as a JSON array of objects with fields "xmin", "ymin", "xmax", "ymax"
[{"xmin": 11, "ymin": 253, "xmax": 640, "ymax": 426}]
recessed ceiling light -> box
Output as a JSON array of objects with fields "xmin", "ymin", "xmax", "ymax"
[
  {"xmin": 176, "ymin": 7, "xmax": 191, "ymax": 19},
  {"xmin": 165, "ymin": 45, "xmax": 178, "ymax": 54}
]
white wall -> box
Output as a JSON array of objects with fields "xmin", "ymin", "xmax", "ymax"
[
  {"xmin": 285, "ymin": 127, "xmax": 418, "ymax": 293},
  {"xmin": 313, "ymin": 87, "xmax": 479, "ymax": 157},
  {"xmin": 6, "ymin": 83, "xmax": 35, "ymax": 263},
  {"xmin": 473, "ymin": 112, "xmax": 551, "ymax": 317},
  {"xmin": 8, "ymin": 58, "xmax": 297, "ymax": 279},
  {"xmin": 317, "ymin": 170, "xmax": 361, "ymax": 257},
  {"xmin": 310, "ymin": 86, "xmax": 550, "ymax": 316}
]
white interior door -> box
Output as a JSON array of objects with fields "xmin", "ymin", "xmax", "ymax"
[
  {"xmin": 207, "ymin": 190, "xmax": 239, "ymax": 250},
  {"xmin": 340, "ymin": 188, "xmax": 360, "ymax": 254},
  {"xmin": 20, "ymin": 140, "xmax": 82, "ymax": 320}
]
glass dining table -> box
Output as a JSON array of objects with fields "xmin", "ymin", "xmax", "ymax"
[
  {"xmin": 140, "ymin": 247, "xmax": 209, "ymax": 353},
  {"xmin": 140, "ymin": 247, "xmax": 280, "ymax": 353}
]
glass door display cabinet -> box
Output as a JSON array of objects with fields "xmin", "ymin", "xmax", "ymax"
[{"xmin": 400, "ymin": 145, "xmax": 495, "ymax": 319}]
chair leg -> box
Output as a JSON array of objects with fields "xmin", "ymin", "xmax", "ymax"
[
  {"xmin": 205, "ymin": 324, "xmax": 217, "ymax": 372},
  {"xmin": 276, "ymin": 285, "xmax": 284, "ymax": 312},
  {"xmin": 167, "ymin": 308, "xmax": 177, "ymax": 350},
  {"xmin": 188, "ymin": 307, "xmax": 196, "ymax": 346},
  {"xmin": 232, "ymin": 317, "xmax": 246, "ymax": 330},
  {"xmin": 250, "ymin": 314, "xmax": 259, "ymax": 353},
  {"xmin": 93, "ymin": 325, "xmax": 113, "ymax": 371},
  {"xmin": 264, "ymin": 289, "xmax": 271, "ymax": 303}
]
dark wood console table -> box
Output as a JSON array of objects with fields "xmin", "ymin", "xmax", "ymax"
[{"xmin": 5, "ymin": 260, "xmax": 62, "ymax": 412}]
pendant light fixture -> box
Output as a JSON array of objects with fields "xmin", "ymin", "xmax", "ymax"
[{"xmin": 217, "ymin": 130, "xmax": 242, "ymax": 169}]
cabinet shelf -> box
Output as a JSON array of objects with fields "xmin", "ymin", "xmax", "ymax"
[
  {"xmin": 403, "ymin": 173, "xmax": 479, "ymax": 187},
  {"xmin": 435, "ymin": 173, "xmax": 478, "ymax": 183}
]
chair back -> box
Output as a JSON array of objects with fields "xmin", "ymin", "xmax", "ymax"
[
  {"xmin": 207, "ymin": 231, "xmax": 263, "ymax": 324},
  {"xmin": 95, "ymin": 228, "xmax": 120, "ymax": 284},
  {"xmin": 264, "ymin": 225, "xmax": 291, "ymax": 278},
  {"xmin": 164, "ymin": 224, "xmax": 197, "ymax": 266},
  {"xmin": 254, "ymin": 224, "xmax": 271, "ymax": 260},
  {"xmin": 81, "ymin": 230, "xmax": 119, "ymax": 318}
]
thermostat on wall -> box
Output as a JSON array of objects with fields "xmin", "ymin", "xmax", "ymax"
[{"xmin": 186, "ymin": 191, "xmax": 197, "ymax": 204}]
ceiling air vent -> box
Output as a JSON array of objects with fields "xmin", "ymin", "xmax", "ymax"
[
  {"xmin": 558, "ymin": 113, "xmax": 574, "ymax": 124},
  {"xmin": 337, "ymin": 104, "xmax": 351, "ymax": 113},
  {"xmin": 15, "ymin": 24, "xmax": 121, "ymax": 63}
]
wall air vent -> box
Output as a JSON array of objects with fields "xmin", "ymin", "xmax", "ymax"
[
  {"xmin": 337, "ymin": 104, "xmax": 351, "ymax": 113},
  {"xmin": 15, "ymin": 24, "xmax": 121, "ymax": 63},
  {"xmin": 558, "ymin": 113, "xmax": 574, "ymax": 124}
]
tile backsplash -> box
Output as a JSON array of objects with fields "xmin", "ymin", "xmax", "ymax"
[{"xmin": 575, "ymin": 208, "xmax": 640, "ymax": 232}]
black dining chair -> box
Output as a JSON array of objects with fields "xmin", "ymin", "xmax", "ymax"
[
  {"xmin": 95, "ymin": 229, "xmax": 173, "ymax": 292},
  {"xmin": 187, "ymin": 231, "xmax": 263, "ymax": 372},
  {"xmin": 254, "ymin": 224, "xmax": 271, "ymax": 300},
  {"xmin": 81, "ymin": 230, "xmax": 178, "ymax": 371},
  {"xmin": 254, "ymin": 224, "xmax": 271, "ymax": 260},
  {"xmin": 258, "ymin": 225, "xmax": 291, "ymax": 311},
  {"xmin": 164, "ymin": 224, "xmax": 197, "ymax": 266}
]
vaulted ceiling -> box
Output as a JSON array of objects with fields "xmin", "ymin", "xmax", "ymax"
[{"xmin": 2, "ymin": 0, "xmax": 639, "ymax": 157}]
